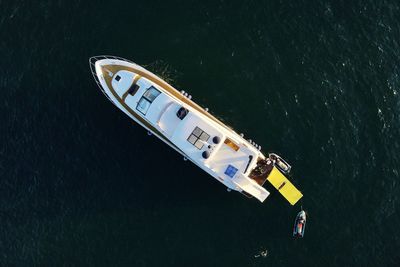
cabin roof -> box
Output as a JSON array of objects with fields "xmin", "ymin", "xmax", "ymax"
[{"xmin": 168, "ymin": 105, "xmax": 259, "ymax": 178}]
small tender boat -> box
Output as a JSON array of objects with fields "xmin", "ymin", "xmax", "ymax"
[
  {"xmin": 293, "ymin": 210, "xmax": 306, "ymax": 238},
  {"xmin": 269, "ymin": 153, "xmax": 291, "ymax": 174}
]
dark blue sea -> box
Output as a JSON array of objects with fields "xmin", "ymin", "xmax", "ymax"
[{"xmin": 1, "ymin": 0, "xmax": 399, "ymax": 266}]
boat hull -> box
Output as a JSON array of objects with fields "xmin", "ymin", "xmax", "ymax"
[
  {"xmin": 89, "ymin": 56, "xmax": 266, "ymax": 198},
  {"xmin": 293, "ymin": 210, "xmax": 306, "ymax": 237},
  {"xmin": 89, "ymin": 55, "xmax": 303, "ymax": 204}
]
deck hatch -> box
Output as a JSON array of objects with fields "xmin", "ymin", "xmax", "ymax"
[
  {"xmin": 128, "ymin": 84, "xmax": 139, "ymax": 96},
  {"xmin": 225, "ymin": 165, "xmax": 238, "ymax": 178},
  {"xmin": 187, "ymin": 126, "xmax": 210, "ymax": 149},
  {"xmin": 224, "ymin": 138, "xmax": 240, "ymax": 151},
  {"xmin": 176, "ymin": 107, "xmax": 189, "ymax": 120}
]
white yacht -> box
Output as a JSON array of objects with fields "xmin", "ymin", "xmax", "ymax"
[{"xmin": 89, "ymin": 56, "xmax": 303, "ymax": 204}]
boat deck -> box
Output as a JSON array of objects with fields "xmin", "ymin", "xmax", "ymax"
[
  {"xmin": 249, "ymin": 158, "xmax": 274, "ymax": 186},
  {"xmin": 90, "ymin": 56, "xmax": 303, "ymax": 204}
]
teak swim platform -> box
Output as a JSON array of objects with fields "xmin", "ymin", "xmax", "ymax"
[{"xmin": 89, "ymin": 55, "xmax": 303, "ymax": 204}]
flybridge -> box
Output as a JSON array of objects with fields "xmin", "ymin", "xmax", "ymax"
[{"xmin": 89, "ymin": 55, "xmax": 303, "ymax": 205}]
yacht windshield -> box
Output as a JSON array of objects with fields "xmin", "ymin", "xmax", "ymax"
[
  {"xmin": 143, "ymin": 87, "xmax": 161, "ymax": 101},
  {"xmin": 136, "ymin": 86, "xmax": 161, "ymax": 115}
]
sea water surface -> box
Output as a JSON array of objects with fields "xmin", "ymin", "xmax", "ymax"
[{"xmin": 1, "ymin": 0, "xmax": 399, "ymax": 266}]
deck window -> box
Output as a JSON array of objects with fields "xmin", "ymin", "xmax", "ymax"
[
  {"xmin": 136, "ymin": 86, "xmax": 161, "ymax": 115},
  {"xmin": 187, "ymin": 126, "xmax": 210, "ymax": 149}
]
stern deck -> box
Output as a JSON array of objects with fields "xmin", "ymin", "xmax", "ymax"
[{"xmin": 249, "ymin": 158, "xmax": 274, "ymax": 186}]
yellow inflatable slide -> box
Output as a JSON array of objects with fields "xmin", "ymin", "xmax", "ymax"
[{"xmin": 267, "ymin": 167, "xmax": 303, "ymax": 205}]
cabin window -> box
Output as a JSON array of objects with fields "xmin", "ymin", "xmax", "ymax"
[
  {"xmin": 187, "ymin": 126, "xmax": 210, "ymax": 149},
  {"xmin": 136, "ymin": 86, "xmax": 161, "ymax": 115},
  {"xmin": 115, "ymin": 75, "xmax": 121, "ymax": 81}
]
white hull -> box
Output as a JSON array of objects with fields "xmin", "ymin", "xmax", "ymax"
[{"xmin": 89, "ymin": 56, "xmax": 303, "ymax": 204}]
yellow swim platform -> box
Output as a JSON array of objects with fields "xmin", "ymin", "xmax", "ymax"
[{"xmin": 267, "ymin": 167, "xmax": 303, "ymax": 205}]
